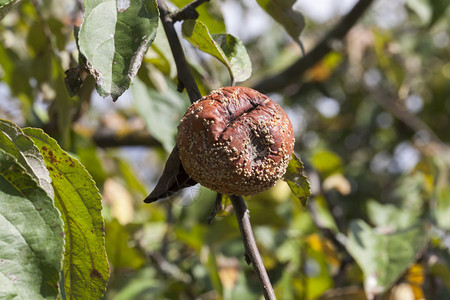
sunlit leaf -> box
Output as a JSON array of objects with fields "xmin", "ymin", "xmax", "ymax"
[
  {"xmin": 76, "ymin": 145, "xmax": 108, "ymax": 188},
  {"xmin": 256, "ymin": 0, "xmax": 305, "ymax": 42},
  {"xmin": 0, "ymin": 119, "xmax": 53, "ymax": 198},
  {"xmin": 213, "ymin": 33, "xmax": 252, "ymax": 83},
  {"xmin": 347, "ymin": 220, "xmax": 428, "ymax": 299},
  {"xmin": 79, "ymin": 0, "xmax": 159, "ymax": 101},
  {"xmin": 23, "ymin": 128, "xmax": 110, "ymax": 300},
  {"xmin": 182, "ymin": 19, "xmax": 251, "ymax": 83},
  {"xmin": 0, "ymin": 148, "xmax": 64, "ymax": 299},
  {"xmin": 284, "ymin": 153, "xmax": 311, "ymax": 207}
]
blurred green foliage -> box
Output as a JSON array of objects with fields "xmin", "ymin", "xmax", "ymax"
[{"xmin": 1, "ymin": 0, "xmax": 450, "ymax": 299}]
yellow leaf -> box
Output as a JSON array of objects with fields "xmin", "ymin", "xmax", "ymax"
[
  {"xmin": 306, "ymin": 233, "xmax": 340, "ymax": 269},
  {"xmin": 406, "ymin": 264, "xmax": 425, "ymax": 300}
]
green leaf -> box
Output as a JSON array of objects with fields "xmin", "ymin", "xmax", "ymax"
[
  {"xmin": 77, "ymin": 145, "xmax": 108, "ymax": 188},
  {"xmin": 105, "ymin": 219, "xmax": 146, "ymax": 270},
  {"xmin": 78, "ymin": 0, "xmax": 159, "ymax": 101},
  {"xmin": 0, "ymin": 148, "xmax": 64, "ymax": 299},
  {"xmin": 311, "ymin": 149, "xmax": 343, "ymax": 178},
  {"xmin": 346, "ymin": 220, "xmax": 428, "ymax": 298},
  {"xmin": 433, "ymin": 157, "xmax": 450, "ymax": 230},
  {"xmin": 0, "ymin": 119, "xmax": 53, "ymax": 198},
  {"xmin": 256, "ymin": 0, "xmax": 305, "ymax": 42},
  {"xmin": 429, "ymin": 0, "xmax": 450, "ymax": 28},
  {"xmin": 182, "ymin": 19, "xmax": 251, "ymax": 83},
  {"xmin": 366, "ymin": 199, "xmax": 422, "ymax": 231},
  {"xmin": 171, "ymin": 0, "xmax": 226, "ymax": 33},
  {"xmin": 284, "ymin": 153, "xmax": 311, "ymax": 207},
  {"xmin": 116, "ymin": 158, "xmax": 147, "ymax": 197},
  {"xmin": 406, "ymin": 0, "xmax": 432, "ymax": 25},
  {"xmin": 0, "ymin": 0, "xmax": 21, "ymax": 21},
  {"xmin": 23, "ymin": 128, "xmax": 110, "ymax": 300},
  {"xmin": 212, "ymin": 33, "xmax": 252, "ymax": 83},
  {"xmin": 435, "ymin": 187, "xmax": 450, "ymax": 230},
  {"xmin": 132, "ymin": 77, "xmax": 190, "ymax": 152}
]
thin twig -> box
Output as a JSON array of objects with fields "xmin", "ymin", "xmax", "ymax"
[
  {"xmin": 157, "ymin": 0, "xmax": 201, "ymax": 103},
  {"xmin": 207, "ymin": 193, "xmax": 223, "ymax": 224},
  {"xmin": 230, "ymin": 195, "xmax": 276, "ymax": 300},
  {"xmin": 171, "ymin": 0, "xmax": 210, "ymax": 22},
  {"xmin": 253, "ymin": 0, "xmax": 374, "ymax": 93}
]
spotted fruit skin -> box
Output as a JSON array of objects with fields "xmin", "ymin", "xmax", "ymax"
[{"xmin": 177, "ymin": 86, "xmax": 295, "ymax": 196}]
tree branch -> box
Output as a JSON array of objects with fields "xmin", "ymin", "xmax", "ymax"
[
  {"xmin": 170, "ymin": 0, "xmax": 210, "ymax": 22},
  {"xmin": 157, "ymin": 0, "xmax": 201, "ymax": 103},
  {"xmin": 253, "ymin": 0, "xmax": 374, "ymax": 94},
  {"xmin": 155, "ymin": 2, "xmax": 276, "ymax": 297},
  {"xmin": 230, "ymin": 195, "xmax": 276, "ymax": 300}
]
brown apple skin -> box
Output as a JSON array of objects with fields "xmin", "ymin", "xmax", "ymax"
[{"xmin": 177, "ymin": 86, "xmax": 295, "ymax": 196}]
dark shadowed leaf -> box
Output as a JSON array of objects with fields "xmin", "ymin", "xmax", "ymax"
[
  {"xmin": 23, "ymin": 128, "xmax": 110, "ymax": 300},
  {"xmin": 284, "ymin": 153, "xmax": 311, "ymax": 207},
  {"xmin": 429, "ymin": 0, "xmax": 450, "ymax": 28},
  {"xmin": 78, "ymin": 0, "xmax": 159, "ymax": 101},
  {"xmin": 0, "ymin": 149, "xmax": 64, "ymax": 299},
  {"xmin": 256, "ymin": 0, "xmax": 305, "ymax": 42},
  {"xmin": 182, "ymin": 19, "xmax": 251, "ymax": 83},
  {"xmin": 144, "ymin": 146, "xmax": 198, "ymax": 203},
  {"xmin": 347, "ymin": 220, "xmax": 428, "ymax": 299}
]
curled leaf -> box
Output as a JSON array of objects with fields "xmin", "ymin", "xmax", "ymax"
[
  {"xmin": 182, "ymin": 19, "xmax": 251, "ymax": 83},
  {"xmin": 284, "ymin": 153, "xmax": 311, "ymax": 207},
  {"xmin": 144, "ymin": 145, "xmax": 198, "ymax": 203}
]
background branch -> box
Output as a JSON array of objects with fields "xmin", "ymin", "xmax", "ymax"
[
  {"xmin": 253, "ymin": 0, "xmax": 374, "ymax": 94},
  {"xmin": 92, "ymin": 129, "xmax": 162, "ymax": 148},
  {"xmin": 230, "ymin": 195, "xmax": 276, "ymax": 300}
]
